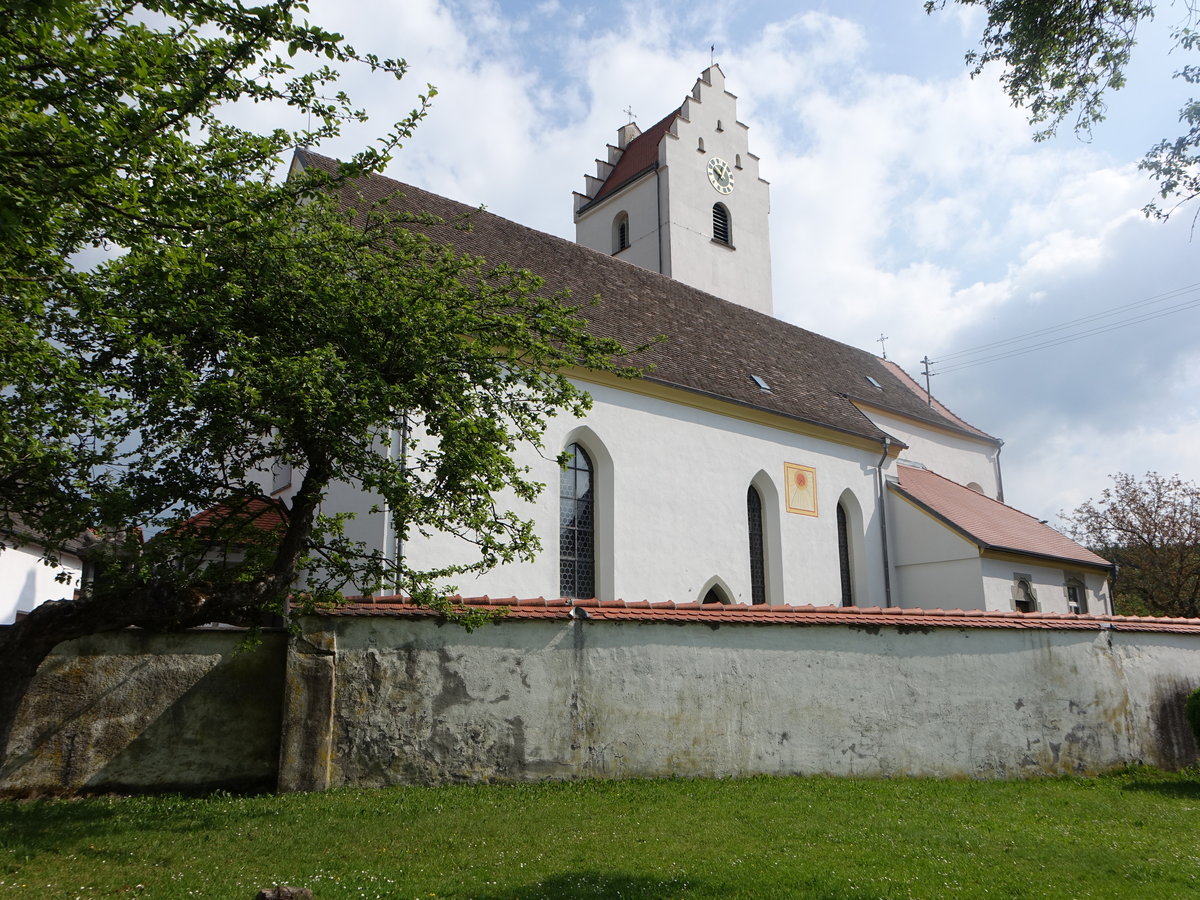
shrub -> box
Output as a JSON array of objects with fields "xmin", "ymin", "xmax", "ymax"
[{"xmin": 1185, "ymin": 687, "xmax": 1200, "ymax": 746}]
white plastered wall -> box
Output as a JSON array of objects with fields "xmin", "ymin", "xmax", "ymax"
[
  {"xmin": 0, "ymin": 545, "xmax": 82, "ymax": 624},
  {"xmin": 889, "ymin": 490, "xmax": 985, "ymax": 609},
  {"xmin": 981, "ymin": 557, "xmax": 1113, "ymax": 616},
  {"xmin": 864, "ymin": 407, "xmax": 1000, "ymax": 498},
  {"xmin": 390, "ymin": 379, "xmax": 888, "ymax": 607},
  {"xmin": 661, "ymin": 67, "xmax": 772, "ymax": 315}
]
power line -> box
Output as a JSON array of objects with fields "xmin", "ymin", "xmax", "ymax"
[
  {"xmin": 929, "ymin": 281, "xmax": 1200, "ymax": 375},
  {"xmin": 936, "ymin": 295, "xmax": 1200, "ymax": 374}
]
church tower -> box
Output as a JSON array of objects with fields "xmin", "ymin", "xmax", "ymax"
[{"xmin": 573, "ymin": 65, "xmax": 773, "ymax": 316}]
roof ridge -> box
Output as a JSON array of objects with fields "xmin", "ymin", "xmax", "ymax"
[
  {"xmin": 879, "ymin": 359, "xmax": 995, "ymax": 439},
  {"xmin": 289, "ymin": 149, "xmax": 1013, "ymax": 449},
  {"xmin": 897, "ymin": 463, "xmax": 1055, "ymax": 529}
]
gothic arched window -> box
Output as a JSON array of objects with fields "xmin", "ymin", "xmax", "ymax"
[
  {"xmin": 747, "ymin": 485, "xmax": 766, "ymax": 605},
  {"xmin": 560, "ymin": 443, "xmax": 595, "ymax": 598},
  {"xmin": 712, "ymin": 203, "xmax": 731, "ymax": 245},
  {"xmin": 612, "ymin": 211, "xmax": 630, "ymax": 253},
  {"xmin": 837, "ymin": 502, "xmax": 853, "ymax": 607}
]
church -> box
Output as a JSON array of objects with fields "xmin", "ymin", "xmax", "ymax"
[{"xmin": 288, "ymin": 65, "xmax": 1112, "ymax": 618}]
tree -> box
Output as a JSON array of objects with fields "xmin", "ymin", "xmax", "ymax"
[
  {"xmin": 926, "ymin": 0, "xmax": 1200, "ymax": 219},
  {"xmin": 0, "ymin": 2, "xmax": 635, "ymax": 761},
  {"xmin": 1061, "ymin": 472, "xmax": 1200, "ymax": 616}
]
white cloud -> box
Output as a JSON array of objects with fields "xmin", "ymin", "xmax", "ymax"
[{"xmin": 277, "ymin": 0, "xmax": 1200, "ymax": 525}]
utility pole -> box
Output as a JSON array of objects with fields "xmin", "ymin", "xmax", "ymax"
[{"xmin": 920, "ymin": 356, "xmax": 934, "ymax": 405}]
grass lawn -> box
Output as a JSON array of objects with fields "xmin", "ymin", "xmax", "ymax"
[{"xmin": 1, "ymin": 769, "xmax": 1198, "ymax": 899}]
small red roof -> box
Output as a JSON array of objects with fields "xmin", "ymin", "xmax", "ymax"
[
  {"xmin": 321, "ymin": 595, "xmax": 1198, "ymax": 633},
  {"xmin": 892, "ymin": 465, "xmax": 1110, "ymax": 569},
  {"xmin": 172, "ymin": 496, "xmax": 287, "ymax": 541},
  {"xmin": 587, "ymin": 109, "xmax": 680, "ymax": 207}
]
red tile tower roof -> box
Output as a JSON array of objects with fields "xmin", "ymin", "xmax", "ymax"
[{"xmin": 584, "ymin": 109, "xmax": 680, "ymax": 209}]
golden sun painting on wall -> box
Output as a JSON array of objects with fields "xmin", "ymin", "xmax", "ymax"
[{"xmin": 784, "ymin": 463, "xmax": 818, "ymax": 516}]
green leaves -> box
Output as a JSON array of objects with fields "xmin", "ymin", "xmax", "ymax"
[{"xmin": 929, "ymin": 1, "xmax": 1200, "ymax": 217}]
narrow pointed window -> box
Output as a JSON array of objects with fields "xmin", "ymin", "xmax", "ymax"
[
  {"xmin": 747, "ymin": 485, "xmax": 766, "ymax": 605},
  {"xmin": 837, "ymin": 502, "xmax": 853, "ymax": 606},
  {"xmin": 613, "ymin": 212, "xmax": 630, "ymax": 253},
  {"xmin": 560, "ymin": 443, "xmax": 595, "ymax": 598},
  {"xmin": 713, "ymin": 203, "xmax": 731, "ymax": 245}
]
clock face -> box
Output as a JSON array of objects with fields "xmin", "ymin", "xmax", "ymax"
[{"xmin": 707, "ymin": 156, "xmax": 734, "ymax": 194}]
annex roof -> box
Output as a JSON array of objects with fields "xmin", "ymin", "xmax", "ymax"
[
  {"xmin": 586, "ymin": 108, "xmax": 680, "ymax": 208},
  {"xmin": 891, "ymin": 464, "xmax": 1110, "ymax": 569},
  {"xmin": 172, "ymin": 496, "xmax": 287, "ymax": 541},
  {"xmin": 294, "ymin": 149, "xmax": 995, "ymax": 448},
  {"xmin": 320, "ymin": 595, "xmax": 1198, "ymax": 633}
]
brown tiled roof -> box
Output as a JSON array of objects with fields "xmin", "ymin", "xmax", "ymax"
[
  {"xmin": 892, "ymin": 465, "xmax": 1110, "ymax": 569},
  {"xmin": 321, "ymin": 595, "xmax": 1199, "ymax": 633},
  {"xmin": 585, "ymin": 109, "xmax": 679, "ymax": 208},
  {"xmin": 295, "ymin": 150, "xmax": 993, "ymax": 447},
  {"xmin": 878, "ymin": 360, "xmax": 994, "ymax": 439}
]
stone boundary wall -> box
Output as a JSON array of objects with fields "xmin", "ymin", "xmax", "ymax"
[
  {"xmin": 4, "ymin": 614, "xmax": 1199, "ymax": 794},
  {"xmin": 298, "ymin": 614, "xmax": 1200, "ymax": 788},
  {"xmin": 1, "ymin": 629, "xmax": 286, "ymax": 796}
]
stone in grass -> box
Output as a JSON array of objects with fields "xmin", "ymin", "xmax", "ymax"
[{"xmin": 255, "ymin": 887, "xmax": 313, "ymax": 900}]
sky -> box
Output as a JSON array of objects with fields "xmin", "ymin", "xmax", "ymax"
[{"xmin": 260, "ymin": 0, "xmax": 1200, "ymax": 527}]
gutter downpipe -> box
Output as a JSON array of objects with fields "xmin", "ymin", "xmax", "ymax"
[
  {"xmin": 993, "ymin": 439, "xmax": 1005, "ymax": 503},
  {"xmin": 393, "ymin": 411, "xmax": 411, "ymax": 596},
  {"xmin": 654, "ymin": 162, "xmax": 664, "ymax": 275},
  {"xmin": 876, "ymin": 436, "xmax": 894, "ymax": 608}
]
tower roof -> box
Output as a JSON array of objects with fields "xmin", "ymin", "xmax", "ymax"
[{"xmin": 585, "ymin": 108, "xmax": 679, "ymax": 209}]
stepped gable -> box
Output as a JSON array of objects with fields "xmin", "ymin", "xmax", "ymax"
[
  {"xmin": 585, "ymin": 108, "xmax": 679, "ymax": 208},
  {"xmin": 893, "ymin": 465, "xmax": 1111, "ymax": 569},
  {"xmin": 294, "ymin": 150, "xmax": 998, "ymax": 446}
]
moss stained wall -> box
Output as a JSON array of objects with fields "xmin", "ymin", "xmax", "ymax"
[{"xmin": 1, "ymin": 629, "xmax": 286, "ymax": 796}]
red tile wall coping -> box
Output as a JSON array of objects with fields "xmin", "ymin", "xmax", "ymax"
[{"xmin": 318, "ymin": 596, "xmax": 1200, "ymax": 634}]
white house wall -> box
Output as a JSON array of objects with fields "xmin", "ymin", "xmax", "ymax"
[
  {"xmin": 889, "ymin": 490, "xmax": 985, "ymax": 609},
  {"xmin": 389, "ymin": 379, "xmax": 889, "ymax": 607},
  {"xmin": 864, "ymin": 408, "xmax": 999, "ymax": 497},
  {"xmin": 980, "ymin": 556, "xmax": 1112, "ymax": 616},
  {"xmin": 895, "ymin": 557, "xmax": 985, "ymax": 610},
  {"xmin": 0, "ymin": 545, "xmax": 82, "ymax": 625}
]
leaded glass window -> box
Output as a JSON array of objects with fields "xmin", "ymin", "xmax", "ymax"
[
  {"xmin": 560, "ymin": 443, "xmax": 595, "ymax": 598},
  {"xmin": 837, "ymin": 502, "xmax": 853, "ymax": 607},
  {"xmin": 747, "ymin": 485, "xmax": 766, "ymax": 605}
]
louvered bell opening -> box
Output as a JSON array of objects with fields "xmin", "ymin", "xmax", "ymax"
[{"xmin": 713, "ymin": 203, "xmax": 730, "ymax": 245}]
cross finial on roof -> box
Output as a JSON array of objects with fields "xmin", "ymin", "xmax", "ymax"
[
  {"xmin": 622, "ymin": 105, "xmax": 636, "ymax": 124},
  {"xmin": 877, "ymin": 332, "xmax": 889, "ymax": 360},
  {"xmin": 710, "ymin": 44, "xmax": 716, "ymax": 66}
]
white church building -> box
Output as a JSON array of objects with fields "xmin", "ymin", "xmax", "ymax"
[{"xmin": 289, "ymin": 65, "xmax": 1113, "ymax": 617}]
